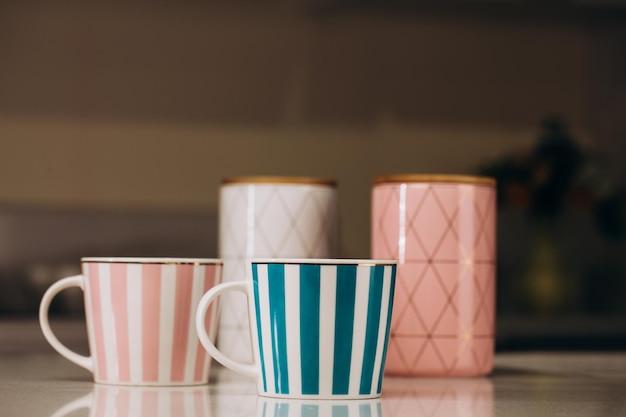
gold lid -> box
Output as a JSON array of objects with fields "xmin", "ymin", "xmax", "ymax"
[
  {"xmin": 222, "ymin": 176, "xmax": 337, "ymax": 187},
  {"xmin": 374, "ymin": 174, "xmax": 495, "ymax": 186}
]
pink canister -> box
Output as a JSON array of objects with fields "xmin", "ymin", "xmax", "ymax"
[{"xmin": 372, "ymin": 174, "xmax": 496, "ymax": 377}]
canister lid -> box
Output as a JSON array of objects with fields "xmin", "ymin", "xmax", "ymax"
[
  {"xmin": 222, "ymin": 176, "xmax": 337, "ymax": 186},
  {"xmin": 374, "ymin": 174, "xmax": 495, "ymax": 186}
]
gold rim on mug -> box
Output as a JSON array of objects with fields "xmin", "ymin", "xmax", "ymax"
[
  {"xmin": 221, "ymin": 176, "xmax": 337, "ymax": 187},
  {"xmin": 248, "ymin": 258, "xmax": 397, "ymax": 267},
  {"xmin": 374, "ymin": 174, "xmax": 495, "ymax": 186},
  {"xmin": 81, "ymin": 257, "xmax": 223, "ymax": 265}
]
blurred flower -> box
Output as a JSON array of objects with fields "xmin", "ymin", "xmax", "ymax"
[{"xmin": 480, "ymin": 117, "xmax": 625, "ymax": 241}]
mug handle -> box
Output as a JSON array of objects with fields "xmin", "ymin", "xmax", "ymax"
[
  {"xmin": 49, "ymin": 393, "xmax": 92, "ymax": 417},
  {"xmin": 39, "ymin": 275, "xmax": 93, "ymax": 373},
  {"xmin": 195, "ymin": 281, "xmax": 257, "ymax": 378}
]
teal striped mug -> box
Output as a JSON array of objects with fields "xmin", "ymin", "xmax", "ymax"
[{"xmin": 196, "ymin": 259, "xmax": 397, "ymax": 399}]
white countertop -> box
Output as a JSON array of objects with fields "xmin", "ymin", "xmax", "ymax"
[
  {"xmin": 1, "ymin": 351, "xmax": 626, "ymax": 416},
  {"xmin": 1, "ymin": 320, "xmax": 625, "ymax": 416}
]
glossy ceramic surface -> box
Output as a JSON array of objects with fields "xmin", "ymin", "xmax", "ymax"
[
  {"xmin": 39, "ymin": 258, "xmax": 222, "ymax": 385},
  {"xmin": 218, "ymin": 178, "xmax": 338, "ymax": 363},
  {"xmin": 372, "ymin": 177, "xmax": 496, "ymax": 376},
  {"xmin": 196, "ymin": 259, "xmax": 397, "ymax": 399}
]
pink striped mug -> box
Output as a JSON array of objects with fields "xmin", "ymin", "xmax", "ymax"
[{"xmin": 39, "ymin": 257, "xmax": 222, "ymax": 386}]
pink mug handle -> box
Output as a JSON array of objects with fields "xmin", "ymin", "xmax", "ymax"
[
  {"xmin": 195, "ymin": 281, "xmax": 257, "ymax": 378},
  {"xmin": 39, "ymin": 275, "xmax": 93, "ymax": 373},
  {"xmin": 49, "ymin": 393, "xmax": 92, "ymax": 417}
]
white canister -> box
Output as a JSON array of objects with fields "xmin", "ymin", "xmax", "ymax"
[{"xmin": 218, "ymin": 176, "xmax": 338, "ymax": 362}]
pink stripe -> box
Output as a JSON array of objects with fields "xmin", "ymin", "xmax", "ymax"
[
  {"xmin": 194, "ymin": 266, "xmax": 217, "ymax": 381},
  {"xmin": 115, "ymin": 388, "xmax": 130, "ymax": 417},
  {"xmin": 143, "ymin": 391, "xmax": 158, "ymax": 416},
  {"xmin": 95, "ymin": 386, "xmax": 108, "ymax": 417},
  {"xmin": 193, "ymin": 390, "xmax": 205, "ymax": 416},
  {"xmin": 170, "ymin": 391, "xmax": 184, "ymax": 416},
  {"xmin": 110, "ymin": 263, "xmax": 130, "ymax": 382},
  {"xmin": 171, "ymin": 265, "xmax": 194, "ymax": 382},
  {"xmin": 142, "ymin": 264, "xmax": 162, "ymax": 382},
  {"xmin": 88, "ymin": 263, "xmax": 108, "ymax": 381}
]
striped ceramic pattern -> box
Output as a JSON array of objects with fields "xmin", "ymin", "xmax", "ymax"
[
  {"xmin": 89, "ymin": 385, "xmax": 211, "ymax": 417},
  {"xmin": 250, "ymin": 263, "xmax": 396, "ymax": 398},
  {"xmin": 83, "ymin": 262, "xmax": 220, "ymax": 385},
  {"xmin": 258, "ymin": 398, "xmax": 383, "ymax": 417}
]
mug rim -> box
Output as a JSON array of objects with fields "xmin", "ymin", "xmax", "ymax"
[
  {"xmin": 81, "ymin": 257, "xmax": 223, "ymax": 265},
  {"xmin": 246, "ymin": 258, "xmax": 397, "ymax": 266}
]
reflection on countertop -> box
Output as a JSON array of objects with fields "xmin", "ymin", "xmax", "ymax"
[
  {"xmin": 1, "ymin": 350, "xmax": 625, "ymax": 417},
  {"xmin": 382, "ymin": 377, "xmax": 493, "ymax": 417},
  {"xmin": 48, "ymin": 385, "xmax": 216, "ymax": 417}
]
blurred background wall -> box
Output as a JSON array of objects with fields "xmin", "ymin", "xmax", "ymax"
[{"xmin": 0, "ymin": 0, "xmax": 625, "ymax": 348}]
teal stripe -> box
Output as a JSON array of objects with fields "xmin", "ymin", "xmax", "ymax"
[
  {"xmin": 377, "ymin": 265, "xmax": 396, "ymax": 393},
  {"xmin": 268, "ymin": 264, "xmax": 289, "ymax": 394},
  {"xmin": 275, "ymin": 403, "xmax": 290, "ymax": 417},
  {"xmin": 299, "ymin": 264, "xmax": 320, "ymax": 395},
  {"xmin": 251, "ymin": 264, "xmax": 267, "ymax": 393},
  {"xmin": 332, "ymin": 405, "xmax": 349, "ymax": 417},
  {"xmin": 332, "ymin": 265, "xmax": 357, "ymax": 395},
  {"xmin": 360, "ymin": 403, "xmax": 373, "ymax": 417},
  {"xmin": 301, "ymin": 404, "xmax": 319, "ymax": 417},
  {"xmin": 359, "ymin": 265, "xmax": 385, "ymax": 394}
]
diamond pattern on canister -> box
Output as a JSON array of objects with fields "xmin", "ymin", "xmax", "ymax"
[
  {"xmin": 372, "ymin": 176, "xmax": 496, "ymax": 376},
  {"xmin": 218, "ymin": 178, "xmax": 338, "ymax": 363}
]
